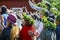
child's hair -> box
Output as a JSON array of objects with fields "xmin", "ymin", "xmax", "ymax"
[
  {"xmin": 10, "ymin": 25, "xmax": 19, "ymax": 40},
  {"xmin": 25, "ymin": 20, "xmax": 31, "ymax": 26}
]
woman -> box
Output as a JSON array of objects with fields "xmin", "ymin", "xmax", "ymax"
[
  {"xmin": 19, "ymin": 15, "xmax": 36, "ymax": 40},
  {"xmin": 0, "ymin": 14, "xmax": 19, "ymax": 40},
  {"xmin": 1, "ymin": 6, "xmax": 8, "ymax": 28}
]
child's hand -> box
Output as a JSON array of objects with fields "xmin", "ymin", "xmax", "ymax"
[
  {"xmin": 28, "ymin": 30, "xmax": 35, "ymax": 37},
  {"xmin": 35, "ymin": 32, "xmax": 39, "ymax": 38}
]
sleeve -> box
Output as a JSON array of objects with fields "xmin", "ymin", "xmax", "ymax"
[
  {"xmin": 0, "ymin": 29, "xmax": 6, "ymax": 40},
  {"xmin": 28, "ymin": 0, "xmax": 42, "ymax": 11},
  {"xmin": 37, "ymin": 22, "xmax": 44, "ymax": 35}
]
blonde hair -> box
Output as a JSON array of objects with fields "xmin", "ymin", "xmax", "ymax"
[{"xmin": 10, "ymin": 25, "xmax": 20, "ymax": 40}]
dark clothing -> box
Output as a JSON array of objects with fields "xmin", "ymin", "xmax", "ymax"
[
  {"xmin": 56, "ymin": 25, "xmax": 60, "ymax": 40},
  {"xmin": 0, "ymin": 26, "xmax": 12, "ymax": 40},
  {"xmin": 39, "ymin": 30, "xmax": 56, "ymax": 40}
]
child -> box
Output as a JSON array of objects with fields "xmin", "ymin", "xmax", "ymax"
[
  {"xmin": 19, "ymin": 15, "xmax": 36, "ymax": 40},
  {"xmin": 0, "ymin": 14, "xmax": 17, "ymax": 40}
]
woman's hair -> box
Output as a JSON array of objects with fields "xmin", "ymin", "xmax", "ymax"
[
  {"xmin": 1, "ymin": 7, "xmax": 7, "ymax": 15},
  {"xmin": 10, "ymin": 25, "xmax": 19, "ymax": 40}
]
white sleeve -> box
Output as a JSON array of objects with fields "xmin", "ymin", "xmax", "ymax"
[
  {"xmin": 28, "ymin": 0, "xmax": 42, "ymax": 11},
  {"xmin": 37, "ymin": 22, "xmax": 44, "ymax": 35}
]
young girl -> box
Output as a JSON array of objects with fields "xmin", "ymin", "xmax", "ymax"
[
  {"xmin": 10, "ymin": 14, "xmax": 19, "ymax": 40},
  {"xmin": 19, "ymin": 15, "xmax": 36, "ymax": 40},
  {"xmin": 0, "ymin": 14, "xmax": 19, "ymax": 40}
]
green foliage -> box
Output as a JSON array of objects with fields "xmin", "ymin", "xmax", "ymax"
[
  {"xmin": 29, "ymin": 18, "xmax": 34, "ymax": 25},
  {"xmin": 46, "ymin": 0, "xmax": 60, "ymax": 11},
  {"xmin": 42, "ymin": 16, "xmax": 56, "ymax": 30},
  {"xmin": 23, "ymin": 15, "xmax": 34, "ymax": 25},
  {"xmin": 43, "ymin": 18, "xmax": 56, "ymax": 30},
  {"xmin": 50, "ymin": 7, "xmax": 59, "ymax": 16},
  {"xmin": 35, "ymin": 0, "xmax": 59, "ymax": 30}
]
